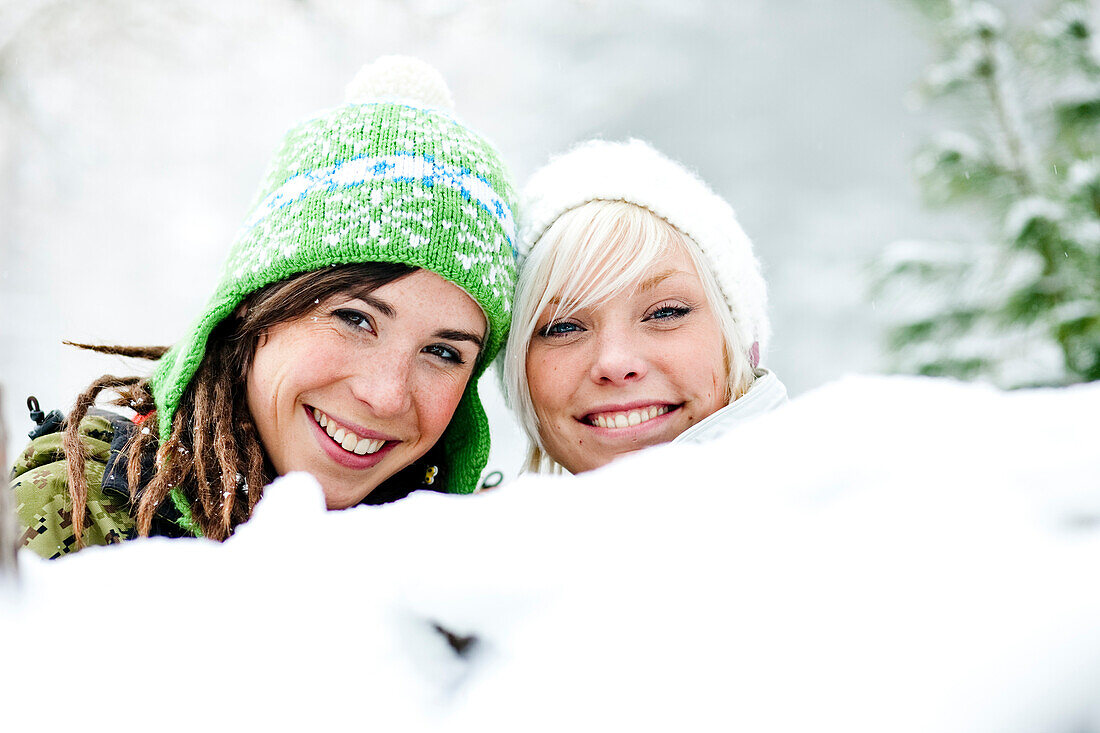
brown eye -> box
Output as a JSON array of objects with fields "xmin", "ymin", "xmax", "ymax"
[
  {"xmin": 423, "ymin": 343, "xmax": 465, "ymax": 365},
  {"xmin": 334, "ymin": 309, "xmax": 375, "ymax": 334}
]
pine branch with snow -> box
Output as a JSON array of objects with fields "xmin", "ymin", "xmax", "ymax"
[{"xmin": 876, "ymin": 0, "xmax": 1100, "ymax": 387}]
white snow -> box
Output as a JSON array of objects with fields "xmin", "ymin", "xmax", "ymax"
[
  {"xmin": 1068, "ymin": 158, "xmax": 1100, "ymax": 191},
  {"xmin": 962, "ymin": 2, "xmax": 1006, "ymax": 36},
  {"xmin": 915, "ymin": 131, "xmax": 985, "ymax": 176},
  {"xmin": 3, "ymin": 375, "xmax": 1100, "ymax": 731},
  {"xmin": 875, "ymin": 238, "xmax": 1045, "ymax": 329},
  {"xmin": 1004, "ymin": 197, "xmax": 1066, "ymax": 242}
]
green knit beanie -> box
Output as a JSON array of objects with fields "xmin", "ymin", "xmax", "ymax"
[{"xmin": 150, "ymin": 57, "xmax": 518, "ymax": 519}]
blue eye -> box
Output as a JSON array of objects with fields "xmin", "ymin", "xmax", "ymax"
[
  {"xmin": 646, "ymin": 305, "xmax": 691, "ymax": 321},
  {"xmin": 539, "ymin": 321, "xmax": 584, "ymax": 337},
  {"xmin": 424, "ymin": 343, "xmax": 465, "ymax": 365}
]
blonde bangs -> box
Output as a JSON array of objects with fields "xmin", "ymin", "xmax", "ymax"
[{"xmin": 536, "ymin": 201, "xmax": 683, "ymax": 327}]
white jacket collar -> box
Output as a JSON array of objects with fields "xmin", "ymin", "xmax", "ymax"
[{"xmin": 672, "ymin": 369, "xmax": 789, "ymax": 445}]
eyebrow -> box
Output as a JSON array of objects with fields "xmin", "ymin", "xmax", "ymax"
[
  {"xmin": 540, "ymin": 268, "xmax": 688, "ymax": 315},
  {"xmin": 352, "ymin": 294, "xmax": 485, "ymax": 351},
  {"xmin": 636, "ymin": 269, "xmax": 684, "ymax": 292},
  {"xmin": 352, "ymin": 293, "xmax": 396, "ymax": 319},
  {"xmin": 434, "ymin": 329, "xmax": 485, "ymax": 350}
]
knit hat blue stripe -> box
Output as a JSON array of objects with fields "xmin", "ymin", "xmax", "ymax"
[{"xmin": 241, "ymin": 152, "xmax": 518, "ymax": 254}]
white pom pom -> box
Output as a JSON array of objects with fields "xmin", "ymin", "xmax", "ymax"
[{"xmin": 344, "ymin": 55, "xmax": 455, "ymax": 110}]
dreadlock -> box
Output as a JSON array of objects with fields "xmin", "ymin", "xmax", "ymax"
[{"xmin": 62, "ymin": 262, "xmax": 416, "ymax": 547}]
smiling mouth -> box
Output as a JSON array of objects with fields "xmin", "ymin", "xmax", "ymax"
[
  {"xmin": 582, "ymin": 404, "xmax": 679, "ymax": 429},
  {"xmin": 310, "ymin": 407, "xmax": 387, "ymax": 455}
]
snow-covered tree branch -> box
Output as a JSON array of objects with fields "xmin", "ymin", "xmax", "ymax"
[{"xmin": 875, "ymin": 0, "xmax": 1100, "ymax": 386}]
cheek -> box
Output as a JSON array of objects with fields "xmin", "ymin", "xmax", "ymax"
[
  {"xmin": 526, "ymin": 348, "xmax": 576, "ymax": 418},
  {"xmin": 656, "ymin": 326, "xmax": 727, "ymax": 402},
  {"xmin": 247, "ymin": 333, "xmax": 343, "ymax": 422},
  {"xmin": 245, "ymin": 346, "xmax": 278, "ymax": 422},
  {"xmin": 693, "ymin": 331, "xmax": 728, "ymax": 404},
  {"xmin": 414, "ymin": 373, "xmax": 470, "ymax": 440},
  {"xmin": 250, "ymin": 343, "xmax": 314, "ymax": 402}
]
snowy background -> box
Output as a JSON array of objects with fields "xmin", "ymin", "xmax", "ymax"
[{"xmin": 0, "ymin": 0, "xmax": 1043, "ymax": 473}]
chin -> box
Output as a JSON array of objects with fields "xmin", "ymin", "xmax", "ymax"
[
  {"xmin": 323, "ymin": 494, "xmax": 362, "ymax": 511},
  {"xmin": 318, "ymin": 482, "xmax": 373, "ymax": 510},
  {"xmin": 565, "ymin": 454, "xmax": 616, "ymax": 474}
]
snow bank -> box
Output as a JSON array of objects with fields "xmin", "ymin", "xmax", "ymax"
[{"xmin": 3, "ymin": 375, "xmax": 1100, "ymax": 732}]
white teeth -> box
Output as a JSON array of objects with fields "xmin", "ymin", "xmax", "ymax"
[
  {"xmin": 354, "ymin": 438, "xmax": 383, "ymax": 455},
  {"xmin": 591, "ymin": 405, "xmax": 672, "ymax": 429},
  {"xmin": 311, "ymin": 408, "xmax": 388, "ymax": 455}
]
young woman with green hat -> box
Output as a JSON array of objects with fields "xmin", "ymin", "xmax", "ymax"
[{"xmin": 9, "ymin": 56, "xmax": 518, "ymax": 558}]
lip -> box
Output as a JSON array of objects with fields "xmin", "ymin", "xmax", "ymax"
[
  {"xmin": 579, "ymin": 400, "xmax": 681, "ymax": 419},
  {"xmin": 304, "ymin": 405, "xmax": 400, "ymax": 470},
  {"xmin": 575, "ymin": 401, "xmax": 682, "ymax": 437}
]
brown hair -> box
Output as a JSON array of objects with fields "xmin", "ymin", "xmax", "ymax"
[{"xmin": 63, "ymin": 262, "xmax": 416, "ymax": 545}]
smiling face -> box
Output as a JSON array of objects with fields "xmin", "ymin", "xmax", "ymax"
[
  {"xmin": 525, "ymin": 241, "xmax": 728, "ymax": 473},
  {"xmin": 245, "ymin": 269, "xmax": 487, "ymax": 508}
]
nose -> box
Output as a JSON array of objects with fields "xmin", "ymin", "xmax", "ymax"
[
  {"xmin": 589, "ymin": 329, "xmax": 648, "ymax": 385},
  {"xmin": 348, "ymin": 348, "xmax": 414, "ymax": 418}
]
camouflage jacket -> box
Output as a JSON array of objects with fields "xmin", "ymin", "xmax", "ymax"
[
  {"xmin": 9, "ymin": 410, "xmax": 186, "ymax": 560},
  {"xmin": 9, "ymin": 408, "xmax": 451, "ymax": 560}
]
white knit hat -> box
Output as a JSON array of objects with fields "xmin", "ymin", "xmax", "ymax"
[{"xmin": 520, "ymin": 139, "xmax": 770, "ymax": 362}]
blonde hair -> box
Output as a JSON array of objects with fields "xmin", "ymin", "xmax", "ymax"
[{"xmin": 502, "ymin": 200, "xmax": 754, "ymax": 473}]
